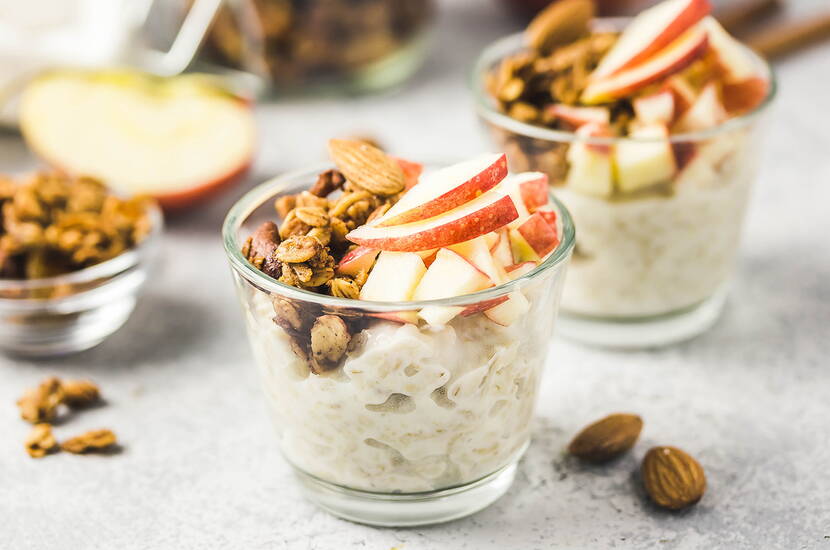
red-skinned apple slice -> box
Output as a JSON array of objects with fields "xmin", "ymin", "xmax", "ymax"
[
  {"xmin": 634, "ymin": 90, "xmax": 676, "ymax": 126},
  {"xmin": 582, "ymin": 25, "xmax": 709, "ymax": 104},
  {"xmin": 674, "ymin": 82, "xmax": 727, "ymax": 132},
  {"xmin": 722, "ymin": 77, "xmax": 768, "ymax": 115},
  {"xmin": 590, "ymin": 0, "xmax": 711, "ymax": 81},
  {"xmin": 512, "ymin": 172, "xmax": 550, "ymax": 213},
  {"xmin": 359, "ymin": 251, "xmax": 426, "ymax": 301},
  {"xmin": 391, "ymin": 156, "xmax": 424, "ymax": 190},
  {"xmin": 515, "ymin": 212, "xmax": 560, "ymax": 259},
  {"xmin": 535, "ymin": 207, "xmax": 558, "ymax": 231},
  {"xmin": 546, "ymin": 105, "xmax": 610, "ymax": 128},
  {"xmin": 20, "ymin": 70, "xmax": 255, "ymax": 210},
  {"xmin": 336, "ymin": 246, "xmax": 380, "ymax": 277},
  {"xmin": 347, "ymin": 190, "xmax": 518, "ymax": 252},
  {"xmin": 374, "ymin": 153, "xmax": 507, "ymax": 227}
]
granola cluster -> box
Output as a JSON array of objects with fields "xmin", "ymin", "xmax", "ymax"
[
  {"xmin": 0, "ymin": 172, "xmax": 153, "ymax": 280},
  {"xmin": 242, "ymin": 139, "xmax": 408, "ymax": 374},
  {"xmin": 16, "ymin": 376, "xmax": 117, "ymax": 458},
  {"xmin": 203, "ymin": 0, "xmax": 432, "ymax": 85}
]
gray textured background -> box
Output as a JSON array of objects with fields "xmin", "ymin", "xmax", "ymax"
[{"xmin": 1, "ymin": 1, "xmax": 829, "ymax": 548}]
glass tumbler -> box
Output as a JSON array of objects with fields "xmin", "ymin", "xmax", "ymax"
[
  {"xmin": 222, "ymin": 166, "xmax": 574, "ymax": 526},
  {"xmin": 472, "ymin": 31, "xmax": 775, "ymax": 348}
]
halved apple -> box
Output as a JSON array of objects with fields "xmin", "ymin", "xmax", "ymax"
[
  {"xmin": 590, "ymin": 0, "xmax": 711, "ymax": 81},
  {"xmin": 633, "ymin": 90, "xmax": 676, "ymax": 126},
  {"xmin": 565, "ymin": 122, "xmax": 614, "ymax": 198},
  {"xmin": 20, "ymin": 70, "xmax": 255, "ymax": 210},
  {"xmin": 374, "ymin": 153, "xmax": 507, "ymax": 227},
  {"xmin": 674, "ymin": 82, "xmax": 727, "ymax": 132},
  {"xmin": 614, "ymin": 123, "xmax": 677, "ymax": 192},
  {"xmin": 581, "ymin": 25, "xmax": 709, "ymax": 104},
  {"xmin": 336, "ymin": 246, "xmax": 380, "ymax": 277},
  {"xmin": 359, "ymin": 251, "xmax": 426, "ymax": 301},
  {"xmin": 346, "ymin": 188, "xmax": 519, "ymax": 252},
  {"xmin": 546, "ymin": 105, "xmax": 610, "ymax": 128}
]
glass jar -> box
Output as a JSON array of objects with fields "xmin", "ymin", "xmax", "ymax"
[
  {"xmin": 198, "ymin": 0, "xmax": 435, "ymax": 93},
  {"xmin": 222, "ymin": 165, "xmax": 574, "ymax": 526},
  {"xmin": 472, "ymin": 30, "xmax": 775, "ymax": 348}
]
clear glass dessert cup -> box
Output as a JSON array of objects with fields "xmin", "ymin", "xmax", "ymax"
[
  {"xmin": 471, "ymin": 29, "xmax": 776, "ymax": 349},
  {"xmin": 222, "ymin": 166, "xmax": 574, "ymax": 526},
  {"xmin": 0, "ymin": 202, "xmax": 163, "ymax": 357}
]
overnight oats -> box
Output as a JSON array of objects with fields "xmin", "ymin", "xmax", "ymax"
[
  {"xmin": 473, "ymin": 0, "xmax": 774, "ymax": 347},
  {"xmin": 223, "ymin": 139, "xmax": 573, "ymax": 526}
]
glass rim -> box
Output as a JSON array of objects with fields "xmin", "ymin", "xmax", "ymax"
[
  {"xmin": 0, "ymin": 200, "xmax": 164, "ymax": 294},
  {"xmin": 470, "ymin": 24, "xmax": 777, "ymax": 146},
  {"xmin": 222, "ymin": 163, "xmax": 575, "ymax": 311}
]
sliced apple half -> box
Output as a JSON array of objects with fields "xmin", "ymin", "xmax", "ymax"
[
  {"xmin": 614, "ymin": 123, "xmax": 677, "ymax": 192},
  {"xmin": 20, "ymin": 70, "xmax": 255, "ymax": 210},
  {"xmin": 346, "ymin": 188, "xmax": 518, "ymax": 252},
  {"xmin": 546, "ymin": 105, "xmax": 610, "ymax": 128},
  {"xmin": 336, "ymin": 246, "xmax": 380, "ymax": 277},
  {"xmin": 674, "ymin": 82, "xmax": 727, "ymax": 132},
  {"xmin": 566, "ymin": 122, "xmax": 614, "ymax": 198},
  {"xmin": 581, "ymin": 25, "xmax": 709, "ymax": 104},
  {"xmin": 359, "ymin": 251, "xmax": 426, "ymax": 301},
  {"xmin": 590, "ymin": 0, "xmax": 711, "ymax": 81},
  {"xmin": 634, "ymin": 90, "xmax": 676, "ymax": 126},
  {"xmin": 374, "ymin": 153, "xmax": 507, "ymax": 227}
]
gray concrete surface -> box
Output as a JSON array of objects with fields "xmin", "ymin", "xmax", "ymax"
[{"xmin": 1, "ymin": 1, "xmax": 829, "ymax": 548}]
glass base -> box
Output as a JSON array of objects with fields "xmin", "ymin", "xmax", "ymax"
[
  {"xmin": 558, "ymin": 287, "xmax": 728, "ymax": 349},
  {"xmin": 293, "ymin": 461, "xmax": 518, "ymax": 527}
]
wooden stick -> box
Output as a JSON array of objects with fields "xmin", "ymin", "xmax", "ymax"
[{"xmin": 746, "ymin": 13, "xmax": 830, "ymax": 58}]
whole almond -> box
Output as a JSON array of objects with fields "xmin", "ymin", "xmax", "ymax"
[
  {"xmin": 642, "ymin": 446, "xmax": 706, "ymax": 510},
  {"xmin": 568, "ymin": 413, "xmax": 643, "ymax": 463},
  {"xmin": 526, "ymin": 0, "xmax": 595, "ymax": 55},
  {"xmin": 328, "ymin": 139, "xmax": 404, "ymax": 197}
]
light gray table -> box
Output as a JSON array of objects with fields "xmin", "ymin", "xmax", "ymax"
[{"xmin": 1, "ymin": 1, "xmax": 829, "ymax": 548}]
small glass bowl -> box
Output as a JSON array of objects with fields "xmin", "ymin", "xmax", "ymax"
[
  {"xmin": 0, "ymin": 203, "xmax": 163, "ymax": 357},
  {"xmin": 471, "ymin": 28, "xmax": 776, "ymax": 348},
  {"xmin": 223, "ymin": 165, "xmax": 574, "ymax": 526}
]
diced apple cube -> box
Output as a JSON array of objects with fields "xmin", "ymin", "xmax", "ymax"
[
  {"xmin": 359, "ymin": 251, "xmax": 426, "ymax": 301},
  {"xmin": 614, "ymin": 123, "xmax": 677, "ymax": 192}
]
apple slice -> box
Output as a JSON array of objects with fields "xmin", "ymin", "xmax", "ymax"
[
  {"xmin": 590, "ymin": 0, "xmax": 711, "ymax": 81},
  {"xmin": 484, "ymin": 291, "xmax": 530, "ymax": 326},
  {"xmin": 374, "ymin": 153, "xmax": 507, "ymax": 227},
  {"xmin": 346, "ymin": 189, "xmax": 518, "ymax": 252},
  {"xmin": 505, "ymin": 261, "xmax": 537, "ymax": 280},
  {"xmin": 722, "ymin": 77, "xmax": 768, "ymax": 116},
  {"xmin": 512, "ymin": 172, "xmax": 550, "ymax": 213},
  {"xmin": 415, "ymin": 248, "xmax": 439, "ymax": 267},
  {"xmin": 414, "ymin": 248, "xmax": 494, "ymax": 325},
  {"xmin": 20, "ymin": 70, "xmax": 255, "ymax": 210},
  {"xmin": 702, "ymin": 17, "xmax": 757, "ymax": 82},
  {"xmin": 336, "ymin": 246, "xmax": 380, "ymax": 277},
  {"xmin": 582, "ymin": 25, "xmax": 709, "ymax": 104},
  {"xmin": 662, "ymin": 74, "xmax": 697, "ymax": 115},
  {"xmin": 515, "ymin": 212, "xmax": 560, "ymax": 259},
  {"xmin": 546, "ymin": 105, "xmax": 610, "ymax": 128},
  {"xmin": 391, "ymin": 156, "xmax": 424, "ymax": 190},
  {"xmin": 535, "ymin": 207, "xmax": 558, "ymax": 232},
  {"xmin": 490, "ymin": 229, "xmax": 514, "ymax": 267},
  {"xmin": 483, "ymin": 232, "xmax": 500, "ymax": 249},
  {"xmin": 634, "ymin": 90, "xmax": 676, "ymax": 126},
  {"xmin": 674, "ymin": 82, "xmax": 727, "ymax": 132},
  {"xmin": 359, "ymin": 251, "xmax": 426, "ymax": 301},
  {"xmin": 614, "ymin": 124, "xmax": 677, "ymax": 192},
  {"xmin": 449, "ymin": 236, "xmax": 504, "ymax": 283},
  {"xmin": 566, "ymin": 122, "xmax": 614, "ymax": 198}
]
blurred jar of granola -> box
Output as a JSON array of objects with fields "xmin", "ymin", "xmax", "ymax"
[{"xmin": 195, "ymin": 0, "xmax": 435, "ymax": 93}]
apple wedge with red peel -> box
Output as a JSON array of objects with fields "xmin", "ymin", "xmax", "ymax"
[
  {"xmin": 566, "ymin": 122, "xmax": 614, "ymax": 198},
  {"xmin": 516, "ymin": 213, "xmax": 560, "ymax": 259},
  {"xmin": 505, "ymin": 261, "xmax": 537, "ymax": 280},
  {"xmin": 359, "ymin": 251, "xmax": 426, "ymax": 301},
  {"xmin": 546, "ymin": 105, "xmax": 610, "ymax": 128},
  {"xmin": 346, "ymin": 190, "xmax": 518, "ymax": 252},
  {"xmin": 336, "ymin": 246, "xmax": 380, "ymax": 277},
  {"xmin": 581, "ymin": 25, "xmax": 709, "ymax": 104},
  {"xmin": 512, "ymin": 172, "xmax": 550, "ymax": 213},
  {"xmin": 614, "ymin": 123, "xmax": 677, "ymax": 192},
  {"xmin": 391, "ymin": 156, "xmax": 424, "ymax": 190},
  {"xmin": 413, "ymin": 248, "xmax": 493, "ymax": 325},
  {"xmin": 484, "ymin": 291, "xmax": 530, "ymax": 327},
  {"xmin": 634, "ymin": 90, "xmax": 675, "ymax": 126},
  {"xmin": 702, "ymin": 17, "xmax": 757, "ymax": 82},
  {"xmin": 20, "ymin": 70, "xmax": 255, "ymax": 210},
  {"xmin": 722, "ymin": 77, "xmax": 768, "ymax": 116},
  {"xmin": 674, "ymin": 82, "xmax": 727, "ymax": 132},
  {"xmin": 374, "ymin": 153, "xmax": 507, "ymax": 227},
  {"xmin": 535, "ymin": 207, "xmax": 558, "ymax": 232},
  {"xmin": 590, "ymin": 0, "xmax": 711, "ymax": 81}
]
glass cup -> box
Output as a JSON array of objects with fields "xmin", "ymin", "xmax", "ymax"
[
  {"xmin": 472, "ymin": 30, "xmax": 776, "ymax": 348},
  {"xmin": 222, "ymin": 165, "xmax": 574, "ymax": 526}
]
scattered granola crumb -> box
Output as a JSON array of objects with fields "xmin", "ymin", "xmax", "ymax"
[
  {"xmin": 61, "ymin": 429, "xmax": 118, "ymax": 454},
  {"xmin": 25, "ymin": 423, "xmax": 58, "ymax": 458},
  {"xmin": 62, "ymin": 379, "xmax": 101, "ymax": 408},
  {"xmin": 17, "ymin": 377, "xmax": 64, "ymax": 423}
]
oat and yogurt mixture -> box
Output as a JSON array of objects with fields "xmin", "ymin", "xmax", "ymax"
[
  {"xmin": 237, "ymin": 139, "xmax": 569, "ymax": 491},
  {"xmin": 484, "ymin": 0, "xmax": 770, "ymax": 318}
]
